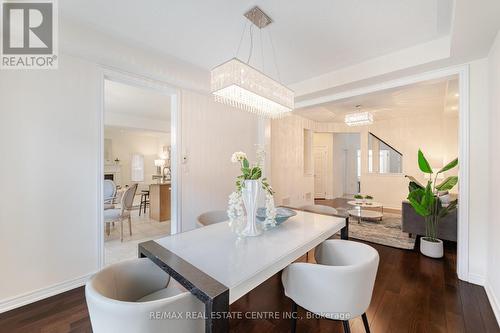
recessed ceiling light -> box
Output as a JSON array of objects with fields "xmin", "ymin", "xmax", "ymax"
[
  {"xmin": 454, "ymin": 93, "xmax": 459, "ymax": 97},
  {"xmin": 451, "ymin": 106, "xmax": 458, "ymax": 110}
]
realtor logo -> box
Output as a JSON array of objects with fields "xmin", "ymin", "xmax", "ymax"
[{"xmin": 1, "ymin": 0, "xmax": 58, "ymax": 69}]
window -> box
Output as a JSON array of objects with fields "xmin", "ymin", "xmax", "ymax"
[
  {"xmin": 368, "ymin": 150, "xmax": 373, "ymax": 173},
  {"xmin": 131, "ymin": 154, "xmax": 144, "ymax": 182},
  {"xmin": 379, "ymin": 150, "xmax": 390, "ymax": 173}
]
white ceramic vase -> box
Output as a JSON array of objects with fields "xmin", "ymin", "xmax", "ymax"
[
  {"xmin": 241, "ymin": 179, "xmax": 262, "ymax": 237},
  {"xmin": 420, "ymin": 238, "xmax": 443, "ymax": 258}
]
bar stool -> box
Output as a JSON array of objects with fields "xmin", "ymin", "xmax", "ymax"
[{"xmin": 139, "ymin": 190, "xmax": 149, "ymax": 216}]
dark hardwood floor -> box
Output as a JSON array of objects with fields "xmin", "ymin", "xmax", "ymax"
[{"xmin": 1, "ymin": 241, "xmax": 498, "ymax": 333}]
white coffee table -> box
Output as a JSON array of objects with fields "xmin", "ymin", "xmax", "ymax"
[
  {"xmin": 347, "ymin": 200, "xmax": 384, "ymax": 223},
  {"xmin": 348, "ymin": 208, "xmax": 383, "ymax": 223}
]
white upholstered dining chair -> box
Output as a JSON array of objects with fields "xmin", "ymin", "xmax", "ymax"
[
  {"xmin": 103, "ymin": 180, "xmax": 116, "ymax": 210},
  {"xmin": 282, "ymin": 240, "xmax": 379, "ymax": 333},
  {"xmin": 103, "ymin": 183, "xmax": 137, "ymax": 242},
  {"xmin": 86, "ymin": 258, "xmax": 204, "ymax": 333},
  {"xmin": 299, "ymin": 204, "xmax": 339, "ymax": 260},
  {"xmin": 299, "ymin": 204, "xmax": 338, "ymax": 215},
  {"xmin": 196, "ymin": 210, "xmax": 228, "ymax": 227}
]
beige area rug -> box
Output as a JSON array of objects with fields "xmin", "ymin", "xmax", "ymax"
[
  {"xmin": 347, "ymin": 212, "xmax": 416, "ymax": 250},
  {"xmin": 315, "ymin": 199, "xmax": 415, "ymax": 250}
]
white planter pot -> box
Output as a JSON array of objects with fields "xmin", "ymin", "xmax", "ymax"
[
  {"xmin": 420, "ymin": 238, "xmax": 443, "ymax": 258},
  {"xmin": 241, "ymin": 180, "xmax": 262, "ymax": 237}
]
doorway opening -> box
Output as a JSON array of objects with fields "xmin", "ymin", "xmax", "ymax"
[
  {"xmin": 302, "ymin": 71, "xmax": 465, "ymax": 277},
  {"xmin": 313, "ymin": 132, "xmax": 361, "ymax": 200},
  {"xmin": 99, "ymin": 72, "xmax": 180, "ymax": 267}
]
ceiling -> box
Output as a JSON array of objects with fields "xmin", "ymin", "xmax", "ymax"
[
  {"xmin": 61, "ymin": 0, "xmax": 453, "ymax": 84},
  {"xmin": 294, "ymin": 77, "xmax": 459, "ymax": 123},
  {"xmin": 105, "ymin": 80, "xmax": 170, "ymax": 121}
]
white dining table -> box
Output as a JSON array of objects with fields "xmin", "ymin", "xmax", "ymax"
[{"xmin": 139, "ymin": 209, "xmax": 347, "ymax": 333}]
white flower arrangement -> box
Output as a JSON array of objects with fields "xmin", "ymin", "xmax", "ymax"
[
  {"xmin": 227, "ymin": 191, "xmax": 245, "ymax": 233},
  {"xmin": 263, "ymin": 192, "xmax": 277, "ymax": 228},
  {"xmin": 231, "ymin": 151, "xmax": 247, "ymax": 163},
  {"xmin": 228, "ymin": 148, "xmax": 277, "ymax": 232}
]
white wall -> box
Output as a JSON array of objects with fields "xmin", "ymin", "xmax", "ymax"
[
  {"xmin": 0, "ymin": 21, "xmax": 260, "ymax": 311},
  {"xmin": 180, "ymin": 91, "xmax": 259, "ymax": 231},
  {"xmin": 487, "ymin": 30, "xmax": 500, "ymax": 324},
  {"xmin": 271, "ymin": 115, "xmax": 316, "ymax": 207},
  {"xmin": 0, "ymin": 56, "xmax": 101, "ymax": 308},
  {"xmin": 104, "ymin": 127, "xmax": 170, "ymax": 187},
  {"xmin": 468, "ymin": 59, "xmax": 490, "ymax": 283}
]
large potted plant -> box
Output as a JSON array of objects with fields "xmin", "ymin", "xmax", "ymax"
[{"xmin": 406, "ymin": 150, "xmax": 458, "ymax": 258}]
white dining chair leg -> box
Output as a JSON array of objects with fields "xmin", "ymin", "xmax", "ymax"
[
  {"xmin": 120, "ymin": 219, "xmax": 123, "ymax": 242},
  {"xmin": 128, "ymin": 215, "xmax": 132, "ymax": 236}
]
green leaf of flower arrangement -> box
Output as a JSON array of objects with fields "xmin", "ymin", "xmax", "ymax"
[
  {"xmin": 250, "ymin": 167, "xmax": 262, "ymax": 180},
  {"xmin": 242, "ymin": 158, "xmax": 249, "ymax": 169},
  {"xmin": 241, "ymin": 168, "xmax": 250, "ymax": 179}
]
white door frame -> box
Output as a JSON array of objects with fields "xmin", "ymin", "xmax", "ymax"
[
  {"xmin": 296, "ymin": 64, "xmax": 470, "ymax": 282},
  {"xmin": 97, "ymin": 67, "xmax": 183, "ymax": 269}
]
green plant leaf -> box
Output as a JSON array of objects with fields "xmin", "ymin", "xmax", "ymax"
[
  {"xmin": 438, "ymin": 199, "xmax": 458, "ymax": 218},
  {"xmin": 435, "ymin": 176, "xmax": 458, "ymax": 191},
  {"xmin": 437, "ymin": 158, "xmax": 458, "ymax": 174},
  {"xmin": 418, "ymin": 149, "xmax": 433, "ymax": 173},
  {"xmin": 421, "ymin": 181, "xmax": 435, "ymax": 210},
  {"xmin": 405, "ymin": 175, "xmax": 425, "ymax": 189},
  {"xmin": 408, "ymin": 195, "xmax": 430, "ymax": 216},
  {"xmin": 408, "ymin": 187, "xmax": 424, "ymax": 202}
]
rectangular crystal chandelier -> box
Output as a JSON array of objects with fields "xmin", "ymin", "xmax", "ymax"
[
  {"xmin": 344, "ymin": 112, "xmax": 374, "ymax": 126},
  {"xmin": 211, "ymin": 58, "xmax": 294, "ymax": 119}
]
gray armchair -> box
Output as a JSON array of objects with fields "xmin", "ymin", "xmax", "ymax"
[{"xmin": 401, "ymin": 201, "xmax": 457, "ymax": 241}]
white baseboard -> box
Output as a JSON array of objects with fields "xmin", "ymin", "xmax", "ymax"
[
  {"xmin": 485, "ymin": 282, "xmax": 500, "ymax": 326},
  {"xmin": 468, "ymin": 273, "xmax": 486, "ymax": 286},
  {"xmin": 0, "ymin": 273, "xmax": 94, "ymax": 314}
]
